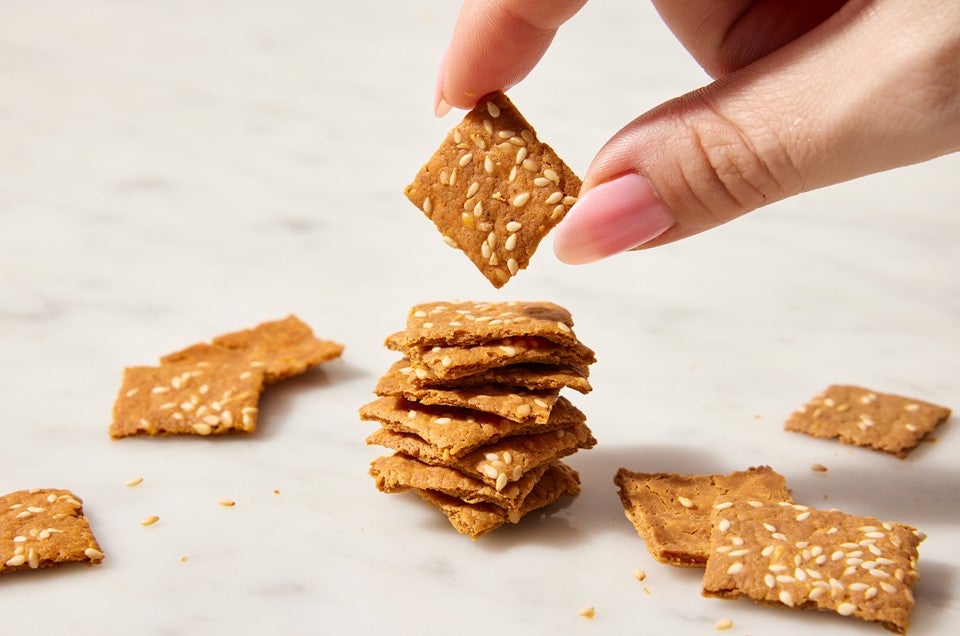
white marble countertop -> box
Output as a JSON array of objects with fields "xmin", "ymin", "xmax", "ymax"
[{"xmin": 2, "ymin": 2, "xmax": 958, "ymax": 634}]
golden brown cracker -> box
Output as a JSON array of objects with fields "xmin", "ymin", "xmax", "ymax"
[
  {"xmin": 389, "ymin": 335, "xmax": 596, "ymax": 383},
  {"xmin": 703, "ymin": 500, "xmax": 923, "ymax": 634},
  {"xmin": 0, "ymin": 489, "xmax": 104, "ymax": 574},
  {"xmin": 404, "ymin": 91, "xmax": 582, "ymax": 288},
  {"xmin": 414, "ymin": 462, "xmax": 581, "ymax": 539},
  {"xmin": 376, "ymin": 359, "xmax": 559, "ymax": 423},
  {"xmin": 359, "ymin": 395, "xmax": 585, "ymax": 458},
  {"xmin": 110, "ymin": 361, "xmax": 263, "ymax": 438},
  {"xmin": 785, "ymin": 385, "xmax": 951, "ymax": 458},
  {"xmin": 369, "ymin": 453, "xmax": 548, "ymax": 510},
  {"xmin": 367, "ymin": 422, "xmax": 595, "ymax": 489},
  {"xmin": 161, "ymin": 315, "xmax": 343, "ymax": 384},
  {"xmin": 397, "ymin": 300, "xmax": 579, "ymax": 347},
  {"xmin": 614, "ymin": 466, "xmax": 792, "ymax": 567},
  {"xmin": 422, "ymin": 362, "xmax": 592, "ymax": 394}
]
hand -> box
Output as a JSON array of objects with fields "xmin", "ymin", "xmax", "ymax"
[{"xmin": 434, "ymin": 0, "xmax": 960, "ymax": 263}]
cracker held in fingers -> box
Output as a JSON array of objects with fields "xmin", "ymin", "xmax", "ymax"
[{"xmin": 405, "ymin": 93, "xmax": 581, "ymax": 288}]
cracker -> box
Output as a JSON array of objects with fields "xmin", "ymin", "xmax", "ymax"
[
  {"xmin": 0, "ymin": 489, "xmax": 104, "ymax": 574},
  {"xmin": 376, "ymin": 359, "xmax": 560, "ymax": 423},
  {"xmin": 360, "ymin": 395, "xmax": 585, "ymax": 458},
  {"xmin": 422, "ymin": 362, "xmax": 592, "ymax": 394},
  {"xmin": 369, "ymin": 453, "xmax": 548, "ymax": 510},
  {"xmin": 404, "ymin": 91, "xmax": 582, "ymax": 288},
  {"xmin": 367, "ymin": 421, "xmax": 595, "ymax": 489},
  {"xmin": 785, "ymin": 385, "xmax": 951, "ymax": 458},
  {"xmin": 110, "ymin": 361, "xmax": 264, "ymax": 438},
  {"xmin": 397, "ymin": 300, "xmax": 579, "ymax": 347},
  {"xmin": 703, "ymin": 500, "xmax": 923, "ymax": 634},
  {"xmin": 388, "ymin": 334, "xmax": 596, "ymax": 383},
  {"xmin": 161, "ymin": 315, "xmax": 343, "ymax": 384},
  {"xmin": 614, "ymin": 466, "xmax": 792, "ymax": 567},
  {"xmin": 414, "ymin": 462, "xmax": 581, "ymax": 539}
]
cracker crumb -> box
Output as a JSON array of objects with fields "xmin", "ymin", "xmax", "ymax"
[
  {"xmin": 714, "ymin": 618, "xmax": 733, "ymax": 631},
  {"xmin": 140, "ymin": 514, "xmax": 159, "ymax": 526},
  {"xmin": 810, "ymin": 463, "xmax": 828, "ymax": 473},
  {"xmin": 218, "ymin": 498, "xmax": 236, "ymax": 507},
  {"xmin": 633, "ymin": 568, "xmax": 647, "ymax": 582},
  {"xmin": 181, "ymin": 556, "xmax": 188, "ymax": 562},
  {"xmin": 124, "ymin": 477, "xmax": 144, "ymax": 487},
  {"xmin": 578, "ymin": 606, "xmax": 595, "ymax": 619}
]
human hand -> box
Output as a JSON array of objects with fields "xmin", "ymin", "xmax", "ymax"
[{"xmin": 434, "ymin": 0, "xmax": 960, "ymax": 263}]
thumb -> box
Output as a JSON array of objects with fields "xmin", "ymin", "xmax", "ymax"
[{"xmin": 554, "ymin": 0, "xmax": 960, "ymax": 263}]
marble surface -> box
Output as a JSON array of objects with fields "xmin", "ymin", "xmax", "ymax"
[{"xmin": 1, "ymin": 2, "xmax": 958, "ymax": 634}]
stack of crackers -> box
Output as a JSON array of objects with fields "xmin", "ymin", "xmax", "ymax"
[
  {"xmin": 615, "ymin": 465, "xmax": 925, "ymax": 634},
  {"xmin": 361, "ymin": 301, "xmax": 597, "ymax": 539}
]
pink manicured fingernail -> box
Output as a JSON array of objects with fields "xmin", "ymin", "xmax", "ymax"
[
  {"xmin": 434, "ymin": 47, "xmax": 450, "ymax": 117},
  {"xmin": 554, "ymin": 173, "xmax": 675, "ymax": 264}
]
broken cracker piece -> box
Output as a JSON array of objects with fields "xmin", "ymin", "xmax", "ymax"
[
  {"xmin": 0, "ymin": 489, "xmax": 104, "ymax": 574},
  {"xmin": 414, "ymin": 462, "xmax": 581, "ymax": 539},
  {"xmin": 161, "ymin": 315, "xmax": 343, "ymax": 384},
  {"xmin": 703, "ymin": 500, "xmax": 923, "ymax": 634},
  {"xmin": 421, "ymin": 361, "xmax": 592, "ymax": 394},
  {"xmin": 404, "ymin": 92, "xmax": 582, "ymax": 288},
  {"xmin": 110, "ymin": 361, "xmax": 263, "ymax": 438},
  {"xmin": 785, "ymin": 385, "xmax": 951, "ymax": 458},
  {"xmin": 614, "ymin": 466, "xmax": 792, "ymax": 567}
]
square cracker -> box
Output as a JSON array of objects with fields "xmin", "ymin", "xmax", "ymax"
[
  {"xmin": 388, "ymin": 334, "xmax": 596, "ymax": 383},
  {"xmin": 111, "ymin": 361, "xmax": 264, "ymax": 438},
  {"xmin": 414, "ymin": 462, "xmax": 581, "ymax": 539},
  {"xmin": 359, "ymin": 395, "xmax": 585, "ymax": 458},
  {"xmin": 703, "ymin": 500, "xmax": 923, "ymax": 634},
  {"xmin": 614, "ymin": 466, "xmax": 792, "ymax": 567},
  {"xmin": 160, "ymin": 315, "xmax": 343, "ymax": 384},
  {"xmin": 367, "ymin": 421, "xmax": 595, "ymax": 489},
  {"xmin": 369, "ymin": 453, "xmax": 548, "ymax": 510},
  {"xmin": 785, "ymin": 385, "xmax": 951, "ymax": 458},
  {"xmin": 376, "ymin": 359, "xmax": 560, "ymax": 424},
  {"xmin": 1, "ymin": 489, "xmax": 104, "ymax": 574},
  {"xmin": 397, "ymin": 301, "xmax": 579, "ymax": 348},
  {"xmin": 404, "ymin": 91, "xmax": 582, "ymax": 288},
  {"xmin": 421, "ymin": 362, "xmax": 592, "ymax": 394}
]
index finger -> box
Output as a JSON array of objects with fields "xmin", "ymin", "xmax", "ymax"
[{"xmin": 436, "ymin": 0, "xmax": 588, "ymax": 115}]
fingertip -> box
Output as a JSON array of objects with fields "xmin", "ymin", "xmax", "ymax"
[
  {"xmin": 553, "ymin": 173, "xmax": 675, "ymax": 264},
  {"xmin": 434, "ymin": 97, "xmax": 452, "ymax": 118}
]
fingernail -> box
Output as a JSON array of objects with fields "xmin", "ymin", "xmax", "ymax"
[
  {"xmin": 554, "ymin": 172, "xmax": 675, "ymax": 264},
  {"xmin": 434, "ymin": 46, "xmax": 451, "ymax": 118},
  {"xmin": 435, "ymin": 97, "xmax": 452, "ymax": 118}
]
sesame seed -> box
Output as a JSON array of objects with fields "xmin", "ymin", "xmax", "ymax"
[
  {"xmin": 796, "ymin": 512, "xmax": 811, "ymax": 521},
  {"xmin": 126, "ymin": 388, "xmax": 140, "ymax": 397},
  {"xmin": 483, "ymin": 156, "xmax": 494, "ymax": 174},
  {"xmin": 151, "ymin": 386, "xmax": 169, "ymax": 394},
  {"xmin": 869, "ymin": 569, "xmax": 891, "ymax": 578},
  {"xmin": 880, "ymin": 581, "xmax": 897, "ymax": 593},
  {"xmin": 442, "ymin": 235, "xmax": 457, "ymax": 248},
  {"xmin": 726, "ymin": 563, "xmax": 744, "ymax": 575},
  {"xmin": 779, "ymin": 590, "xmax": 794, "ymax": 607},
  {"xmin": 125, "ymin": 477, "xmax": 144, "ymax": 487},
  {"xmin": 218, "ymin": 498, "xmax": 236, "ymax": 507},
  {"xmin": 714, "ymin": 618, "xmax": 733, "ymax": 631},
  {"xmin": 203, "ymin": 415, "xmax": 220, "ymax": 425},
  {"xmin": 515, "ymin": 147, "xmax": 528, "ymax": 164},
  {"xmin": 543, "ymin": 168, "xmax": 560, "ymax": 182},
  {"xmin": 904, "ymin": 403, "xmax": 920, "ymax": 411},
  {"xmin": 434, "ymin": 417, "xmax": 452, "ymax": 425},
  {"xmin": 499, "ymin": 345, "xmax": 517, "ymax": 356},
  {"xmin": 848, "ymin": 582, "xmax": 869, "ymax": 591},
  {"xmin": 192, "ymin": 423, "xmax": 213, "ymax": 435},
  {"xmin": 495, "ymin": 473, "xmax": 508, "ymax": 491},
  {"xmin": 763, "ymin": 523, "xmax": 777, "ymax": 532},
  {"xmin": 481, "ymin": 242, "xmax": 492, "ymax": 259},
  {"xmin": 511, "ymin": 192, "xmax": 531, "ymax": 207},
  {"xmin": 563, "ymin": 195, "xmax": 578, "ymax": 205},
  {"xmin": 5, "ymin": 555, "xmax": 26, "ymax": 567},
  {"xmin": 837, "ymin": 602, "xmax": 857, "ymax": 616},
  {"xmin": 677, "ymin": 496, "xmax": 695, "ymax": 509},
  {"xmin": 808, "ymin": 586, "xmax": 826, "ymax": 600},
  {"xmin": 728, "ymin": 549, "xmax": 749, "ymax": 557},
  {"xmin": 15, "ymin": 510, "xmax": 31, "ymax": 519},
  {"xmin": 533, "ymin": 177, "xmax": 551, "ymax": 187},
  {"xmin": 84, "ymin": 548, "xmax": 105, "ymax": 560},
  {"xmin": 483, "ymin": 119, "xmax": 494, "ymax": 135},
  {"xmin": 141, "ymin": 515, "xmax": 160, "ymax": 526},
  {"xmin": 905, "ymin": 423, "xmax": 918, "ymax": 432},
  {"xmin": 545, "ymin": 191, "xmax": 563, "ymax": 204},
  {"xmin": 761, "ymin": 546, "xmax": 774, "ymax": 557},
  {"xmin": 458, "ymin": 152, "xmax": 474, "ymax": 167},
  {"xmin": 27, "ymin": 549, "xmax": 39, "ymax": 569},
  {"xmin": 504, "ymin": 233, "xmax": 517, "ymax": 251},
  {"xmin": 810, "ymin": 463, "xmax": 828, "ymax": 472},
  {"xmin": 747, "ymin": 500, "xmax": 764, "ymax": 507},
  {"xmin": 449, "ymin": 168, "xmax": 458, "ymax": 186},
  {"xmin": 764, "ymin": 574, "xmax": 776, "ymax": 588},
  {"xmin": 577, "ymin": 607, "xmax": 595, "ymax": 619},
  {"xmin": 440, "ymin": 356, "xmax": 452, "ymax": 367},
  {"xmin": 507, "ymin": 258, "xmax": 519, "ymax": 275},
  {"xmin": 717, "ymin": 519, "xmax": 732, "ymax": 533},
  {"xmin": 505, "ymin": 221, "xmax": 523, "ymax": 232},
  {"xmin": 865, "ymin": 587, "xmax": 878, "ymax": 600}
]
